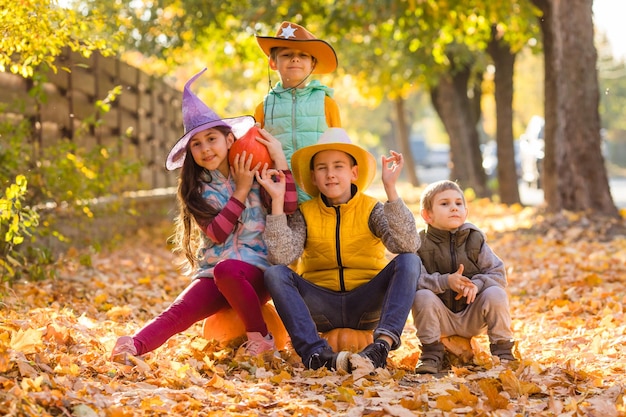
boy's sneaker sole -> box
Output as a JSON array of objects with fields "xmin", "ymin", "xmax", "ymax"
[{"xmin": 335, "ymin": 351, "xmax": 351, "ymax": 372}]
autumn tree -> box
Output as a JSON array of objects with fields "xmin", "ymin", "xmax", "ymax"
[
  {"xmin": 483, "ymin": 1, "xmax": 541, "ymax": 204},
  {"xmin": 324, "ymin": 0, "xmax": 538, "ymax": 199},
  {"xmin": 56, "ymin": 0, "xmax": 620, "ymax": 214},
  {"xmin": 531, "ymin": 0, "xmax": 617, "ymax": 215},
  {"xmin": 0, "ymin": 0, "xmax": 125, "ymax": 281},
  {"xmin": 487, "ymin": 24, "xmax": 521, "ymax": 204},
  {"xmin": 0, "ymin": 0, "xmax": 118, "ymax": 77}
]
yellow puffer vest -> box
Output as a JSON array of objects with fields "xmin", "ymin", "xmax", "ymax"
[{"xmin": 298, "ymin": 191, "xmax": 388, "ymax": 292}]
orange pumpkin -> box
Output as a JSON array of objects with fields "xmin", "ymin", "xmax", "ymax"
[
  {"xmin": 228, "ymin": 126, "xmax": 273, "ymax": 168},
  {"xmin": 321, "ymin": 328, "xmax": 373, "ymax": 352},
  {"xmin": 202, "ymin": 303, "xmax": 289, "ymax": 349}
]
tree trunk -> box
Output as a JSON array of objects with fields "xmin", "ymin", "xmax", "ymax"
[
  {"xmin": 392, "ymin": 97, "xmax": 419, "ymax": 186},
  {"xmin": 431, "ymin": 66, "xmax": 489, "ymax": 198},
  {"xmin": 487, "ymin": 25, "xmax": 521, "ymax": 205},
  {"xmin": 533, "ymin": 0, "xmax": 617, "ymax": 216}
]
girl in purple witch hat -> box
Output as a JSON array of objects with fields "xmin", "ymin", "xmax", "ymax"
[{"xmin": 111, "ymin": 68, "xmax": 297, "ymax": 363}]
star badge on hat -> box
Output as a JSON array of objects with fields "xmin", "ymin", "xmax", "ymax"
[
  {"xmin": 279, "ymin": 24, "xmax": 297, "ymax": 39},
  {"xmin": 256, "ymin": 21, "xmax": 338, "ymax": 74}
]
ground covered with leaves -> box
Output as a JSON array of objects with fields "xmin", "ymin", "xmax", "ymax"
[{"xmin": 2, "ymin": 194, "xmax": 626, "ymax": 416}]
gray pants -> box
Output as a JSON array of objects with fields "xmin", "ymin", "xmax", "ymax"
[{"xmin": 412, "ymin": 286, "xmax": 514, "ymax": 345}]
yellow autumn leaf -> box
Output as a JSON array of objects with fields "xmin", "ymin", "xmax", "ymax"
[
  {"xmin": 208, "ymin": 373, "xmax": 225, "ymax": 388},
  {"xmin": 336, "ymin": 386, "xmax": 356, "ymax": 404},
  {"xmin": 20, "ymin": 375, "xmax": 44, "ymax": 392},
  {"xmin": 0, "ymin": 345, "xmax": 11, "ymax": 373},
  {"xmin": 400, "ymin": 394, "xmax": 426, "ymax": 410},
  {"xmin": 321, "ymin": 400, "xmax": 337, "ymax": 411},
  {"xmin": 270, "ymin": 370, "xmax": 291, "ymax": 384},
  {"xmin": 584, "ymin": 273, "xmax": 603, "ymax": 285},
  {"xmin": 173, "ymin": 362, "xmax": 191, "ymax": 378},
  {"xmin": 140, "ymin": 396, "xmax": 164, "ymax": 408},
  {"xmin": 10, "ymin": 328, "xmax": 43, "ymax": 354},
  {"xmin": 457, "ymin": 384, "xmax": 478, "ymax": 406},
  {"xmin": 44, "ymin": 323, "xmax": 71, "ymax": 345},
  {"xmin": 53, "ymin": 362, "xmax": 81, "ymax": 376},
  {"xmin": 479, "ymin": 379, "xmax": 510, "ymax": 410},
  {"xmin": 106, "ymin": 306, "xmax": 133, "ymax": 320},
  {"xmin": 94, "ymin": 293, "xmax": 108, "ymax": 304},
  {"xmin": 435, "ymin": 395, "xmax": 458, "ymax": 412},
  {"xmin": 499, "ymin": 369, "xmax": 542, "ymax": 397}
]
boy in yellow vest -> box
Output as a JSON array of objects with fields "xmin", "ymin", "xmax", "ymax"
[{"xmin": 257, "ymin": 127, "xmax": 421, "ymax": 372}]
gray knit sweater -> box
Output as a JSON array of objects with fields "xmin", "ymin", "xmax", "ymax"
[{"xmin": 264, "ymin": 197, "xmax": 420, "ymax": 266}]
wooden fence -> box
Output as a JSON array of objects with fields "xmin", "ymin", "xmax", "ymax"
[{"xmin": 0, "ymin": 49, "xmax": 182, "ymax": 190}]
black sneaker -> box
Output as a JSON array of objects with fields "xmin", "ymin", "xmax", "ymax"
[
  {"xmin": 357, "ymin": 339, "xmax": 391, "ymax": 369},
  {"xmin": 307, "ymin": 349, "xmax": 350, "ymax": 371}
]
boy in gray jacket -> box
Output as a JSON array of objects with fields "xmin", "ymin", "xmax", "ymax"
[{"xmin": 412, "ymin": 180, "xmax": 516, "ymax": 374}]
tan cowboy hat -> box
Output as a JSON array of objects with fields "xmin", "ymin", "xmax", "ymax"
[
  {"xmin": 256, "ymin": 21, "xmax": 338, "ymax": 74},
  {"xmin": 291, "ymin": 128, "xmax": 377, "ymax": 197},
  {"xmin": 165, "ymin": 68, "xmax": 255, "ymax": 170}
]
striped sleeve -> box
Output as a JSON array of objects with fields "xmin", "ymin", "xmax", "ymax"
[
  {"xmin": 283, "ymin": 170, "xmax": 298, "ymax": 215},
  {"xmin": 204, "ymin": 197, "xmax": 245, "ymax": 243}
]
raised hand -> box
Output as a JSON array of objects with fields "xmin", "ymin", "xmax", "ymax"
[
  {"xmin": 381, "ymin": 151, "xmax": 404, "ymax": 202},
  {"xmin": 256, "ymin": 165, "xmax": 286, "ymax": 200}
]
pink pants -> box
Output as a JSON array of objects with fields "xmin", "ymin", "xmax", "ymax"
[{"xmin": 132, "ymin": 259, "xmax": 270, "ymax": 355}]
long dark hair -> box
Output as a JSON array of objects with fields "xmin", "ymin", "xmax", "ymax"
[{"xmin": 171, "ymin": 125, "xmax": 234, "ymax": 272}]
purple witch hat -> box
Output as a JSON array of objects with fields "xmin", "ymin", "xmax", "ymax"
[{"xmin": 165, "ymin": 68, "xmax": 255, "ymax": 170}]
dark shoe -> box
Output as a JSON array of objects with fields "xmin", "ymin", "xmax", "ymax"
[
  {"xmin": 358, "ymin": 339, "xmax": 391, "ymax": 369},
  {"xmin": 415, "ymin": 341, "xmax": 445, "ymax": 374},
  {"xmin": 307, "ymin": 348, "xmax": 350, "ymax": 371},
  {"xmin": 490, "ymin": 340, "xmax": 516, "ymax": 361}
]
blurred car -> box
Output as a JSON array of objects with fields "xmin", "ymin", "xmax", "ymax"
[
  {"xmin": 427, "ymin": 144, "xmax": 450, "ymax": 168},
  {"xmin": 519, "ymin": 115, "xmax": 545, "ymax": 188},
  {"xmin": 410, "ymin": 135, "xmax": 429, "ymax": 167},
  {"xmin": 410, "ymin": 135, "xmax": 450, "ymax": 168},
  {"xmin": 481, "ymin": 140, "xmax": 521, "ymax": 179}
]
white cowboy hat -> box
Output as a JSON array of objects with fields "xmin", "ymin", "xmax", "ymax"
[{"xmin": 291, "ymin": 128, "xmax": 377, "ymax": 197}]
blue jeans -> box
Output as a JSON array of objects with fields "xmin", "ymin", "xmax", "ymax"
[{"xmin": 264, "ymin": 253, "xmax": 420, "ymax": 364}]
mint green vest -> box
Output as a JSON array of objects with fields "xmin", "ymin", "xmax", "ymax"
[{"xmin": 262, "ymin": 80, "xmax": 333, "ymax": 202}]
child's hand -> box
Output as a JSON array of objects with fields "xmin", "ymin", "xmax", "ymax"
[
  {"xmin": 448, "ymin": 264, "xmax": 478, "ymax": 304},
  {"xmin": 381, "ymin": 151, "xmax": 404, "ymax": 201},
  {"xmin": 230, "ymin": 151, "xmax": 261, "ymax": 201},
  {"xmin": 256, "ymin": 165, "xmax": 286, "ymax": 200},
  {"xmin": 256, "ymin": 128, "xmax": 288, "ymax": 170},
  {"xmin": 381, "ymin": 151, "xmax": 404, "ymax": 185}
]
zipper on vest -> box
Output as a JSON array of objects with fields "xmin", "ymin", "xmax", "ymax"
[
  {"xmin": 333, "ymin": 206, "xmax": 346, "ymax": 292},
  {"xmin": 450, "ymin": 232, "xmax": 457, "ymax": 271},
  {"xmin": 291, "ymin": 89, "xmax": 297, "ymax": 152}
]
